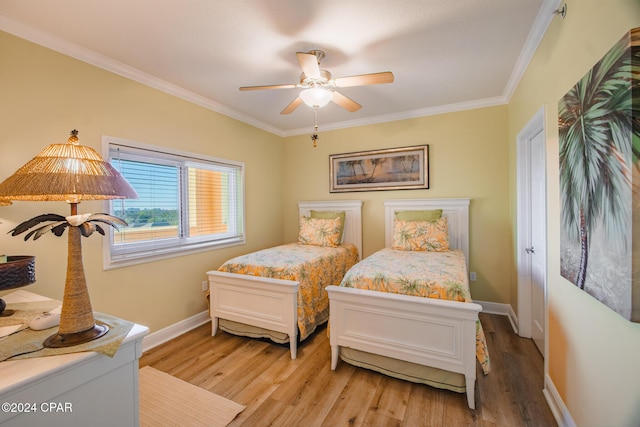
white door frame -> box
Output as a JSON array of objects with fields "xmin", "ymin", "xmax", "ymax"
[{"xmin": 516, "ymin": 106, "xmax": 547, "ymax": 341}]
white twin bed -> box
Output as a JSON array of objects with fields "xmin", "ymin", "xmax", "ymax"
[
  {"xmin": 207, "ymin": 200, "xmax": 363, "ymax": 360},
  {"xmin": 327, "ymin": 198, "xmax": 488, "ymax": 409},
  {"xmin": 207, "ymin": 198, "xmax": 488, "ymax": 409}
]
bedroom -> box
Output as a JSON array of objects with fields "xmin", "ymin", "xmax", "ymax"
[{"xmin": 0, "ymin": 1, "xmax": 638, "ymax": 426}]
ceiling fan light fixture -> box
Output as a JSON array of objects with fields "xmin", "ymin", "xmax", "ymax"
[{"xmin": 300, "ymin": 87, "xmax": 333, "ymax": 109}]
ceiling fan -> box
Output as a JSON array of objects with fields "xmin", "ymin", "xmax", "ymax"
[{"xmin": 239, "ymin": 50, "xmax": 394, "ymax": 115}]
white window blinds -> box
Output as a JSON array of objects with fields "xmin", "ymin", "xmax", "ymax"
[{"xmin": 105, "ymin": 138, "xmax": 244, "ymax": 267}]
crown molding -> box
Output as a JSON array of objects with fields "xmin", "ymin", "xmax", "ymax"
[
  {"xmin": 283, "ymin": 96, "xmax": 508, "ymax": 137},
  {"xmin": 502, "ymin": 0, "xmax": 562, "ymax": 101},
  {"xmin": 0, "ymin": 13, "xmax": 285, "ymax": 136},
  {"xmin": 1, "ymin": 4, "xmax": 556, "ymax": 138}
]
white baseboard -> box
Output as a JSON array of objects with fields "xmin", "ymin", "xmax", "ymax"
[
  {"xmin": 544, "ymin": 373, "xmax": 576, "ymax": 427},
  {"xmin": 141, "ymin": 301, "xmax": 512, "ymax": 352},
  {"xmin": 141, "ymin": 310, "xmax": 211, "ymax": 353},
  {"xmin": 474, "ymin": 300, "xmax": 519, "ymax": 334},
  {"xmin": 475, "ymin": 299, "xmax": 510, "ymax": 316},
  {"xmin": 508, "ymin": 304, "xmax": 519, "ymax": 334},
  {"xmin": 142, "ymin": 302, "xmax": 518, "ymax": 352}
]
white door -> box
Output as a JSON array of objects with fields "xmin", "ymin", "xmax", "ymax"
[
  {"xmin": 529, "ymin": 129, "xmax": 546, "ymax": 355},
  {"xmin": 516, "ymin": 107, "xmax": 547, "ymax": 357}
]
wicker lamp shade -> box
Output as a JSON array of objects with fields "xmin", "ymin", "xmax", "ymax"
[
  {"xmin": 0, "ymin": 130, "xmax": 136, "ymax": 202},
  {"xmin": 0, "ymin": 130, "xmax": 137, "ymax": 347}
]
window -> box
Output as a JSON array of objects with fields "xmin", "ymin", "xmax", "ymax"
[{"xmin": 103, "ymin": 136, "xmax": 244, "ymax": 268}]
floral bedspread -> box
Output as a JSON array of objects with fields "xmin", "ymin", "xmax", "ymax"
[
  {"xmin": 340, "ymin": 248, "xmax": 491, "ymax": 374},
  {"xmin": 218, "ymin": 242, "xmax": 359, "ymax": 340}
]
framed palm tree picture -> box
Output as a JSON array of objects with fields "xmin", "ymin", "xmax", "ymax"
[
  {"xmin": 558, "ymin": 27, "xmax": 640, "ymax": 322},
  {"xmin": 329, "ymin": 145, "xmax": 429, "ymax": 192}
]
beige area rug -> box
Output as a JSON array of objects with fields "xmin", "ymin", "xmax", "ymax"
[{"xmin": 139, "ymin": 366, "xmax": 245, "ymax": 427}]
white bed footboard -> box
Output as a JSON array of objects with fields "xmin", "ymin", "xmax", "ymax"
[
  {"xmin": 326, "ymin": 285, "xmax": 481, "ymax": 409},
  {"xmin": 208, "ymin": 271, "xmax": 299, "ymax": 358}
]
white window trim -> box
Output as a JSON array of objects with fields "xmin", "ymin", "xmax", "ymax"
[{"xmin": 101, "ymin": 135, "xmax": 245, "ymax": 270}]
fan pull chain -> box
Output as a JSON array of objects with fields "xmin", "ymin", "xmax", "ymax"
[{"xmin": 311, "ymin": 109, "xmax": 319, "ymax": 148}]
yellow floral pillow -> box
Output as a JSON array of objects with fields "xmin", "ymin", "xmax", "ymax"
[
  {"xmin": 298, "ymin": 216, "xmax": 342, "ymax": 247},
  {"xmin": 392, "ymin": 217, "xmax": 450, "ymax": 251}
]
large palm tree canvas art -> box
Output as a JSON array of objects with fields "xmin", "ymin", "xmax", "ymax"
[{"xmin": 559, "ymin": 28, "xmax": 639, "ymax": 322}]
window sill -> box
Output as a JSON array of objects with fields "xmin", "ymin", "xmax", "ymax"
[{"xmin": 103, "ymin": 238, "xmax": 245, "ymax": 270}]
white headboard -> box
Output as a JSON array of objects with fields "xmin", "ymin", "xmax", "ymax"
[
  {"xmin": 384, "ymin": 198, "xmax": 471, "ymax": 266},
  {"xmin": 298, "ymin": 200, "xmax": 363, "ymax": 260}
]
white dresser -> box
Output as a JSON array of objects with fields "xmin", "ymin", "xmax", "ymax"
[{"xmin": 0, "ymin": 291, "xmax": 148, "ymax": 426}]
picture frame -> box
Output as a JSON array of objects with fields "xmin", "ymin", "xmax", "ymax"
[{"xmin": 329, "ymin": 145, "xmax": 429, "ymax": 193}]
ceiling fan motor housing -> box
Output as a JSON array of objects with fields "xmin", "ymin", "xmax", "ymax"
[{"xmin": 300, "ymin": 69, "xmax": 333, "ymax": 87}]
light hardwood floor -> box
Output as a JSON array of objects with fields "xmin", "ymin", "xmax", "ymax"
[{"xmin": 139, "ymin": 313, "xmax": 557, "ymax": 426}]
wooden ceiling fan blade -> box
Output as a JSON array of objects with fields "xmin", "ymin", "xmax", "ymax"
[
  {"xmin": 334, "ymin": 71, "xmax": 394, "ymax": 88},
  {"xmin": 280, "ymin": 96, "xmax": 303, "ymax": 114},
  {"xmin": 240, "ymin": 83, "xmax": 297, "ymax": 91},
  {"xmin": 296, "ymin": 52, "xmax": 321, "ymax": 78},
  {"xmin": 331, "ymin": 91, "xmax": 361, "ymax": 112}
]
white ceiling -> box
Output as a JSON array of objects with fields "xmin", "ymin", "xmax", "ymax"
[{"xmin": 0, "ymin": 0, "xmax": 561, "ymax": 136}]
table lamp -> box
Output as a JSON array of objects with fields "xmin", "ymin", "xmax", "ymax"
[{"xmin": 0, "ymin": 130, "xmax": 137, "ymax": 347}]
